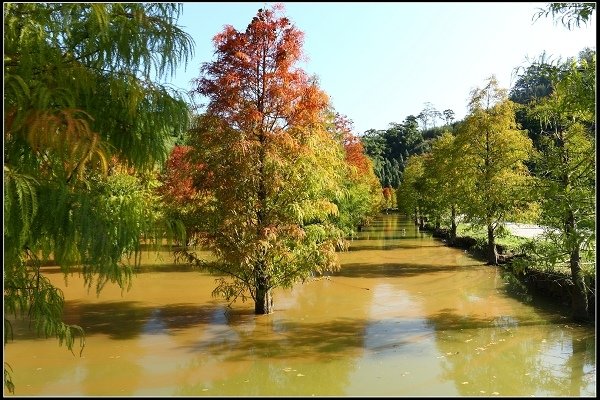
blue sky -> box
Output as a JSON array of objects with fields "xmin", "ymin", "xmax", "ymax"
[{"xmin": 167, "ymin": 2, "xmax": 596, "ymax": 134}]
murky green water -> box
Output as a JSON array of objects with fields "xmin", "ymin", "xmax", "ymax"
[{"xmin": 4, "ymin": 214, "xmax": 596, "ymax": 396}]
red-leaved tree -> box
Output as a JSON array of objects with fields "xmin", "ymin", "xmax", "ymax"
[
  {"xmin": 328, "ymin": 112, "xmax": 383, "ymax": 232},
  {"xmin": 182, "ymin": 4, "xmax": 346, "ymax": 314},
  {"xmin": 157, "ymin": 145, "xmax": 208, "ymax": 245},
  {"xmin": 159, "ymin": 146, "xmax": 196, "ymax": 202}
]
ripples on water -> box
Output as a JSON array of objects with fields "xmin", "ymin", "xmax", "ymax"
[{"xmin": 4, "ymin": 214, "xmax": 596, "ymax": 396}]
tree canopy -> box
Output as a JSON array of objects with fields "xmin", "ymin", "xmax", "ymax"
[
  {"xmin": 455, "ymin": 76, "xmax": 534, "ymax": 264},
  {"xmin": 4, "ymin": 3, "xmax": 194, "ymax": 392},
  {"xmin": 179, "ymin": 4, "xmax": 380, "ymax": 314}
]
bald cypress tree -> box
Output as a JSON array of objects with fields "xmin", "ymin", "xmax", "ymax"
[{"xmin": 455, "ymin": 76, "xmax": 534, "ymax": 265}]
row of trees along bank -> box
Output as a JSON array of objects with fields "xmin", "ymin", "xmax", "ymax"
[
  {"xmin": 396, "ymin": 53, "xmax": 595, "ymax": 322},
  {"xmin": 362, "ymin": 4, "xmax": 596, "ymax": 323}
]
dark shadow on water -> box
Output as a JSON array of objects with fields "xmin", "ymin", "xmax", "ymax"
[
  {"xmin": 11, "ymin": 301, "xmax": 374, "ymax": 363},
  {"xmin": 334, "ymin": 262, "xmax": 477, "ymax": 278},
  {"xmin": 351, "ymin": 234, "xmax": 432, "ymax": 240},
  {"xmin": 346, "ymin": 243, "xmax": 442, "ymax": 251},
  {"xmin": 133, "ymin": 263, "xmax": 195, "ymax": 273},
  {"xmin": 61, "ymin": 301, "xmax": 229, "ymax": 340},
  {"xmin": 177, "ymin": 316, "xmax": 370, "ymax": 362},
  {"xmin": 6, "ymin": 300, "xmax": 256, "ymax": 343},
  {"xmin": 426, "ymin": 307, "xmax": 569, "ymax": 333},
  {"xmin": 40, "ymin": 263, "xmax": 204, "ymax": 275}
]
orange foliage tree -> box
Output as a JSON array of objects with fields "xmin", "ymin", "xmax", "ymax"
[
  {"xmin": 157, "ymin": 145, "xmax": 208, "ymax": 245},
  {"xmin": 181, "ymin": 5, "xmax": 348, "ymax": 314},
  {"xmin": 330, "ymin": 112, "xmax": 383, "ymax": 229}
]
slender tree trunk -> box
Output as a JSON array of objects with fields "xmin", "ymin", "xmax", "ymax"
[
  {"xmin": 557, "ymin": 127, "xmax": 588, "ymax": 321},
  {"xmin": 255, "ymin": 264, "xmax": 273, "ymax": 314},
  {"xmin": 254, "ymin": 108, "xmax": 273, "ymax": 314},
  {"xmin": 566, "ymin": 211, "xmax": 588, "ymax": 321},
  {"xmin": 450, "ymin": 205, "xmax": 457, "ymax": 241},
  {"xmin": 487, "ymin": 223, "xmax": 498, "ymax": 265}
]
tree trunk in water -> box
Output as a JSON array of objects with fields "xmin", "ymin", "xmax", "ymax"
[
  {"xmin": 566, "ymin": 212, "xmax": 588, "ymax": 321},
  {"xmin": 487, "ymin": 224, "xmax": 497, "ymax": 265},
  {"xmin": 254, "ymin": 267, "xmax": 273, "ymax": 314},
  {"xmin": 450, "ymin": 205, "xmax": 457, "ymax": 241},
  {"xmin": 255, "ymin": 121, "xmax": 273, "ymax": 315},
  {"xmin": 569, "ymin": 248, "xmax": 588, "ymax": 322}
]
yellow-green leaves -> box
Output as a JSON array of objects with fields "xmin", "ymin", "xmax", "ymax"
[{"xmin": 4, "ymin": 4, "xmax": 195, "ymax": 390}]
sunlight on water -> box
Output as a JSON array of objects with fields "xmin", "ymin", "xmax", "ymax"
[{"xmin": 4, "ymin": 214, "xmax": 596, "ymax": 396}]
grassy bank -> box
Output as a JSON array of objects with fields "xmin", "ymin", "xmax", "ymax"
[{"xmin": 421, "ymin": 221, "xmax": 596, "ymax": 323}]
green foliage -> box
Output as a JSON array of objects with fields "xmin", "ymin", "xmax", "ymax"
[
  {"xmin": 330, "ymin": 124, "xmax": 383, "ymax": 234},
  {"xmin": 396, "ymin": 154, "xmax": 425, "ymax": 218},
  {"xmin": 456, "ymin": 77, "xmax": 534, "ymax": 224},
  {"xmin": 515, "ymin": 49, "xmax": 595, "ymax": 319},
  {"xmin": 533, "ymin": 2, "xmax": 596, "ymax": 30},
  {"xmin": 180, "ymin": 115, "xmax": 348, "ymax": 308},
  {"xmin": 526, "ymin": 52, "xmax": 596, "ymax": 267},
  {"xmin": 456, "ymin": 224, "xmax": 531, "ymax": 251},
  {"xmin": 334, "ymin": 177, "xmax": 382, "ymax": 232},
  {"xmin": 361, "ymin": 115, "xmax": 425, "ymax": 188},
  {"xmin": 4, "ymin": 3, "xmax": 194, "ymax": 392}
]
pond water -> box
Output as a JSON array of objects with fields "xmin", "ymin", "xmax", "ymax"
[{"xmin": 4, "ymin": 214, "xmax": 596, "ymax": 396}]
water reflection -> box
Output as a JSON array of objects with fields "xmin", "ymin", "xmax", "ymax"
[{"xmin": 4, "ymin": 213, "xmax": 595, "ymax": 396}]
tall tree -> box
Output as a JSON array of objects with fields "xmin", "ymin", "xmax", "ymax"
[
  {"xmin": 396, "ymin": 154, "xmax": 426, "ymax": 226},
  {"xmin": 455, "ymin": 76, "xmax": 534, "ymax": 265},
  {"xmin": 417, "ymin": 102, "xmax": 440, "ymax": 131},
  {"xmin": 184, "ymin": 5, "xmax": 346, "ymax": 315},
  {"xmin": 442, "ymin": 109, "xmax": 455, "ymax": 126},
  {"xmin": 3, "ymin": 3, "xmax": 193, "ymax": 392},
  {"xmin": 423, "ymin": 131, "xmax": 467, "ymax": 240},
  {"xmin": 526, "ymin": 53, "xmax": 596, "ymax": 321}
]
